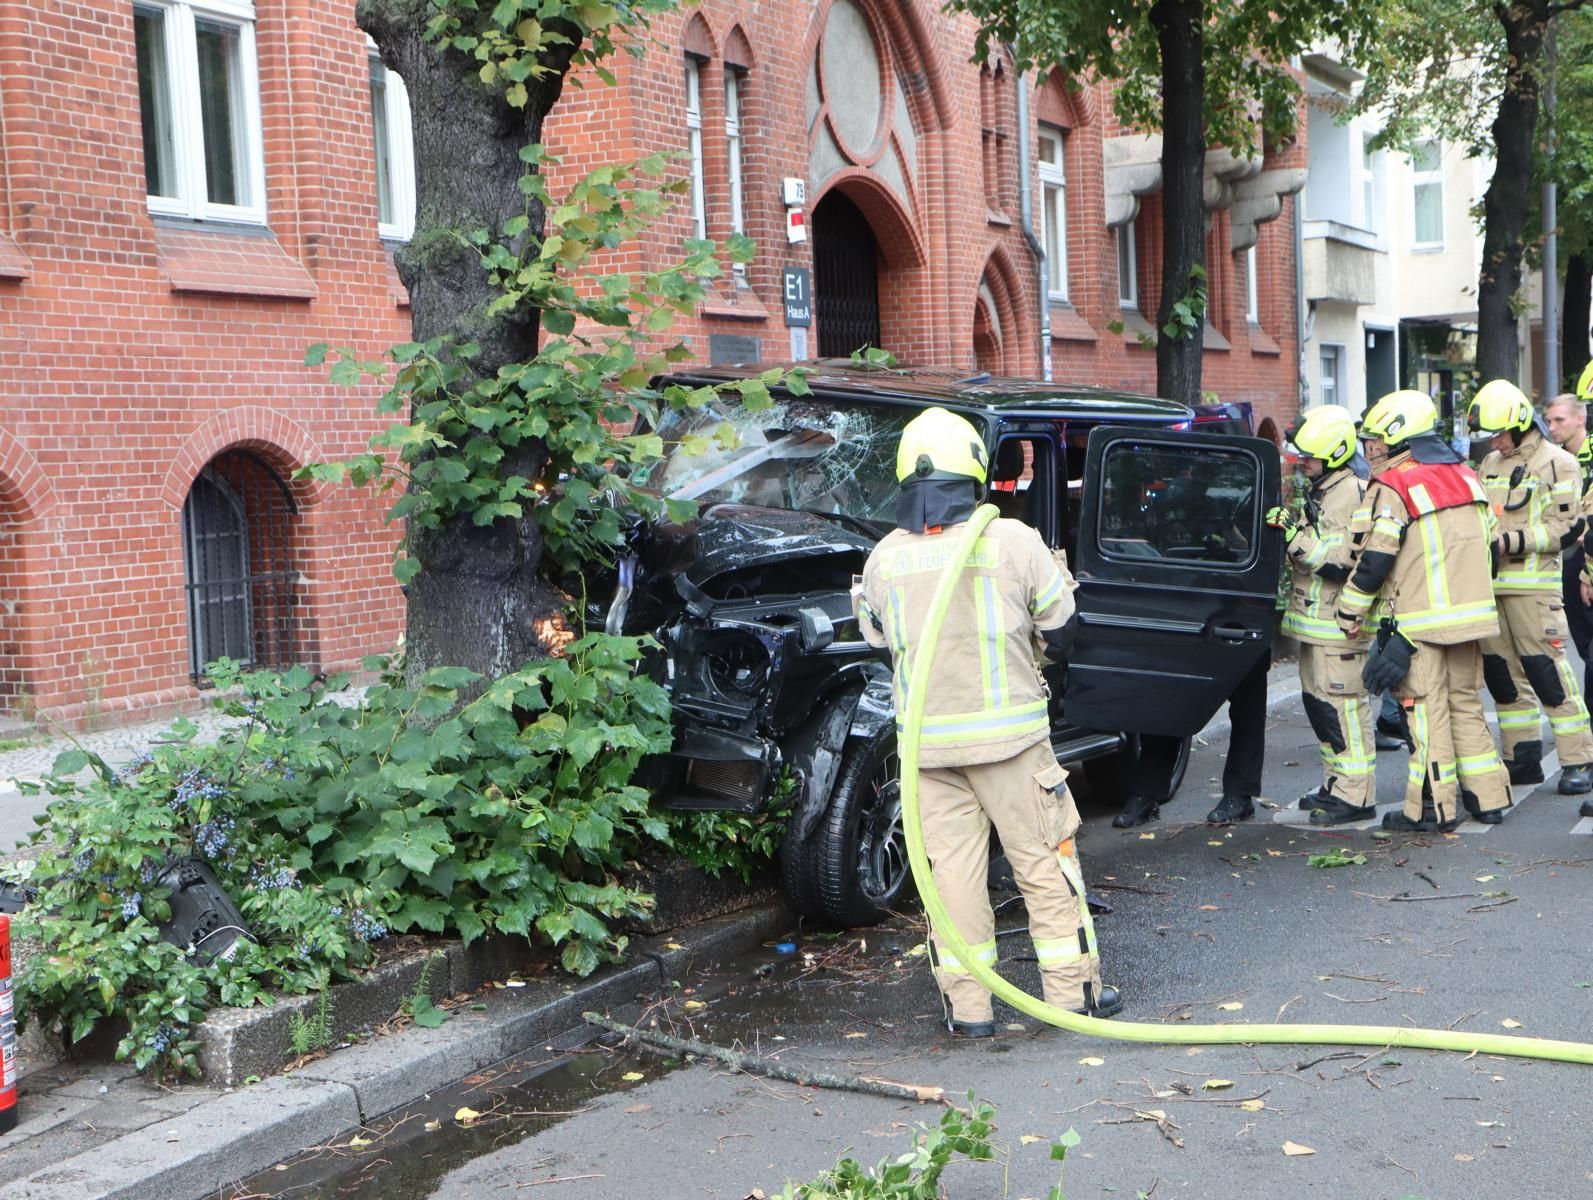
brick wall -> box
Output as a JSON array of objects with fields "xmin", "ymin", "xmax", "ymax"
[
  {"xmin": 0, "ymin": 1, "xmax": 406, "ymax": 726},
  {"xmin": 543, "ymin": 0, "xmax": 1301, "ymax": 432}
]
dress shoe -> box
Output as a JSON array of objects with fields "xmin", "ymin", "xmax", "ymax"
[
  {"xmin": 1381, "ymin": 809, "xmax": 1461, "ymax": 833},
  {"xmin": 1112, "ymin": 795, "xmax": 1160, "ymax": 828},
  {"xmin": 1375, "ymin": 731, "xmax": 1406, "ymax": 752},
  {"xmin": 1507, "ymin": 758, "xmax": 1546, "ymax": 786},
  {"xmin": 946, "ymin": 1016, "xmax": 996, "ymax": 1038},
  {"xmin": 1073, "ymin": 984, "xmax": 1124, "ymax": 1019},
  {"xmin": 1206, "ymin": 794, "xmax": 1254, "ymax": 824},
  {"xmin": 1307, "ymin": 796, "xmax": 1377, "ymax": 825},
  {"xmin": 1461, "ymin": 790, "xmax": 1504, "ymax": 825},
  {"xmin": 1558, "ymin": 763, "xmax": 1593, "ymax": 795}
]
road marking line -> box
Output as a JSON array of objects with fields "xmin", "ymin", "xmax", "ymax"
[{"xmin": 1572, "ymin": 816, "xmax": 1593, "ymax": 836}]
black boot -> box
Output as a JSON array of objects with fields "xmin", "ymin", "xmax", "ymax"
[
  {"xmin": 1112, "ymin": 795, "xmax": 1160, "ymax": 828},
  {"xmin": 1381, "ymin": 808, "xmax": 1461, "ymax": 833},
  {"xmin": 1557, "ymin": 763, "xmax": 1593, "ymax": 795},
  {"xmin": 1206, "ymin": 794, "xmax": 1255, "ymax": 824},
  {"xmin": 1297, "ymin": 787, "xmax": 1326, "ymax": 809},
  {"xmin": 947, "ymin": 1016, "xmax": 996, "ymax": 1038},
  {"xmin": 1506, "ymin": 740, "xmax": 1546, "ymax": 786},
  {"xmin": 1581, "ymin": 798, "xmax": 1593, "ymax": 819},
  {"xmin": 1308, "ymin": 796, "xmax": 1377, "ymax": 825},
  {"xmin": 1461, "ymin": 789, "xmax": 1504, "ymax": 825},
  {"xmin": 1073, "ymin": 983, "xmax": 1124, "ymax": 1019}
]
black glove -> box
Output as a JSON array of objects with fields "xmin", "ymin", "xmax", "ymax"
[
  {"xmin": 1362, "ymin": 624, "xmax": 1416, "ymax": 693},
  {"xmin": 1041, "ymin": 613, "xmax": 1080, "ymax": 661}
]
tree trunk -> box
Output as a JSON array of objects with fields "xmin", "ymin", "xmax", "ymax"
[
  {"xmin": 358, "ymin": 0, "xmax": 578, "ymax": 683},
  {"xmin": 1563, "ymin": 251, "xmax": 1592, "ymax": 389},
  {"xmin": 1151, "ymin": 0, "xmax": 1207, "ymax": 407},
  {"xmin": 1476, "ymin": 2, "xmax": 1548, "ymax": 384}
]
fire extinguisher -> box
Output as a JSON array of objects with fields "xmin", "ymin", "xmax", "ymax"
[{"xmin": 0, "ymin": 914, "xmax": 16, "ymax": 1133}]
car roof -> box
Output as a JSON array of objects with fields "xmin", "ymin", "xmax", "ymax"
[{"xmin": 657, "ymin": 361, "xmax": 1192, "ymax": 422}]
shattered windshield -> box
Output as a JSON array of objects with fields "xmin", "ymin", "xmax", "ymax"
[{"xmin": 633, "ymin": 398, "xmax": 920, "ymax": 527}]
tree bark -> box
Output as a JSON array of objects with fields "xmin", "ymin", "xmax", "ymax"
[
  {"xmin": 358, "ymin": 0, "xmax": 578, "ymax": 683},
  {"xmin": 1563, "ymin": 251, "xmax": 1592, "ymax": 389},
  {"xmin": 1151, "ymin": 0, "xmax": 1207, "ymax": 407},
  {"xmin": 1477, "ymin": 2, "xmax": 1549, "ymax": 384}
]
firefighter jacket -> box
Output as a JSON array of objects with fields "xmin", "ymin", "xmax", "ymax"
[
  {"xmin": 1477, "ymin": 427, "xmax": 1582, "ymax": 594},
  {"xmin": 854, "ymin": 516, "xmax": 1074, "ymax": 769},
  {"xmin": 1336, "ymin": 446, "xmax": 1499, "ymax": 645},
  {"xmin": 1279, "ymin": 468, "xmax": 1367, "ymax": 647}
]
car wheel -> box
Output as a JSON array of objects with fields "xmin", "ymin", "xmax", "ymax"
[
  {"xmin": 813, "ymin": 732, "xmax": 914, "ymax": 927},
  {"xmin": 777, "ymin": 814, "xmax": 823, "ymax": 920}
]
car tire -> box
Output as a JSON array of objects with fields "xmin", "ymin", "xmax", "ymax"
[
  {"xmin": 777, "ymin": 815, "xmax": 823, "ymax": 920},
  {"xmin": 812, "ymin": 731, "xmax": 914, "ymax": 927}
]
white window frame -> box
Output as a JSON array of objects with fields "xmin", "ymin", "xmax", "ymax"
[
  {"xmin": 684, "ymin": 57, "xmax": 707, "ymax": 242},
  {"xmin": 1411, "ymin": 139, "xmax": 1444, "ymax": 251},
  {"xmin": 1358, "ymin": 133, "xmax": 1379, "ymax": 236},
  {"xmin": 725, "ymin": 67, "xmax": 745, "ymax": 277},
  {"xmin": 1245, "ymin": 244, "xmax": 1259, "ymax": 324},
  {"xmin": 1117, "ymin": 220, "xmax": 1138, "ymax": 310},
  {"xmin": 135, "ymin": 0, "xmax": 266, "ymax": 225},
  {"xmin": 368, "ymin": 43, "xmax": 416, "ymax": 241},
  {"xmin": 1037, "ymin": 125, "xmax": 1067, "ymax": 302},
  {"xmin": 1319, "ymin": 344, "xmax": 1344, "ymax": 408}
]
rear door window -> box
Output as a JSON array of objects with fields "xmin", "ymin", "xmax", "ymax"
[{"xmin": 1099, "ymin": 442, "xmax": 1260, "ymax": 567}]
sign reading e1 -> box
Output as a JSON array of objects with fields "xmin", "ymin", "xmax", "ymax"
[{"xmin": 782, "ymin": 266, "xmax": 812, "ymax": 327}]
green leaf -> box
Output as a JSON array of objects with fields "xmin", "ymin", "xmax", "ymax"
[
  {"xmin": 303, "ymin": 343, "xmax": 329, "ymax": 366},
  {"xmin": 542, "ymin": 308, "xmax": 576, "ymax": 336}
]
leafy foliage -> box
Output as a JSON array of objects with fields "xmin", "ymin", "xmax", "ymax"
[
  {"xmin": 775, "ymin": 1094, "xmax": 1080, "ymax": 1200},
  {"xmin": 946, "ymin": 0, "xmax": 1380, "ymax": 157},
  {"xmin": 15, "ymin": 635, "xmax": 671, "ymax": 1077},
  {"xmin": 664, "ymin": 773, "xmax": 795, "ymax": 884}
]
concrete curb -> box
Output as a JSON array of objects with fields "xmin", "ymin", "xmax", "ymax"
[{"xmin": 1, "ymin": 900, "xmax": 794, "ymax": 1200}]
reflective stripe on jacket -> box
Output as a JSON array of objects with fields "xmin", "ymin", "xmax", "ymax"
[
  {"xmin": 1339, "ymin": 451, "xmax": 1499, "ymax": 645},
  {"xmin": 855, "ymin": 517, "xmax": 1074, "ymax": 768},
  {"xmin": 1478, "ymin": 428, "xmax": 1580, "ymax": 593},
  {"xmin": 1280, "ymin": 468, "xmax": 1367, "ymax": 647}
]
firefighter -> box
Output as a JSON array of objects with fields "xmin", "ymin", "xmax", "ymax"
[
  {"xmin": 1334, "ymin": 390, "xmax": 1512, "ymax": 831},
  {"xmin": 1260, "ymin": 405, "xmax": 1378, "ymax": 825},
  {"xmin": 1470, "ymin": 379, "xmax": 1593, "ymax": 796},
  {"xmin": 1543, "ymin": 387, "xmax": 1593, "ymax": 699},
  {"xmin": 851, "ymin": 407, "xmax": 1122, "ymax": 1036}
]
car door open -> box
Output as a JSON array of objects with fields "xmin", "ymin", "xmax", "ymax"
[{"xmin": 1063, "ymin": 425, "xmax": 1282, "ymax": 737}]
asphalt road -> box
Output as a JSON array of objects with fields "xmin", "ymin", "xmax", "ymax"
[{"xmin": 264, "ymin": 690, "xmax": 1593, "ymax": 1200}]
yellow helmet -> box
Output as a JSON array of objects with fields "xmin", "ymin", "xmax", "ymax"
[
  {"xmin": 1361, "ymin": 390, "xmax": 1437, "ymax": 447},
  {"xmin": 1286, "ymin": 404, "xmax": 1357, "ymax": 469},
  {"xmin": 895, "ymin": 407, "xmax": 988, "ymax": 484},
  {"xmin": 1468, "ymin": 379, "xmax": 1533, "ymax": 435},
  {"xmin": 1576, "ymin": 360, "xmax": 1593, "ymax": 402}
]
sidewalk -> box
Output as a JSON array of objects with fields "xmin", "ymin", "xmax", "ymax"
[{"xmin": 0, "ymin": 900, "xmax": 792, "ymax": 1200}]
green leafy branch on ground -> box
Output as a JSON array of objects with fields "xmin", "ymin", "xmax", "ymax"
[{"xmin": 776, "ymin": 1094, "xmax": 1079, "ymax": 1200}]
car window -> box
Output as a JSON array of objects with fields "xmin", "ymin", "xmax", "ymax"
[
  {"xmin": 1097, "ymin": 441, "xmax": 1259, "ymax": 566},
  {"xmin": 632, "ymin": 397, "xmax": 916, "ymax": 525}
]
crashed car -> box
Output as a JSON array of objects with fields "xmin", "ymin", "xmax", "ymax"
[{"xmin": 601, "ymin": 363, "xmax": 1281, "ymax": 926}]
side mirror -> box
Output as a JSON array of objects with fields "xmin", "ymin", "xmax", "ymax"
[{"xmin": 799, "ymin": 607, "xmax": 834, "ymax": 652}]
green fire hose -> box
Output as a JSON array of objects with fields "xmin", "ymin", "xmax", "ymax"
[{"xmin": 898, "ymin": 502, "xmax": 1593, "ymax": 1066}]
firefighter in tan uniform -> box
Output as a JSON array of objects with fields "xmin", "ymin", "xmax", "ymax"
[
  {"xmin": 852, "ymin": 407, "xmax": 1121, "ymax": 1036},
  {"xmin": 1261, "ymin": 406, "xmax": 1379, "ymax": 825},
  {"xmin": 1469, "ymin": 380, "xmax": 1593, "ymax": 797},
  {"xmin": 1335, "ymin": 390, "xmax": 1512, "ymax": 831}
]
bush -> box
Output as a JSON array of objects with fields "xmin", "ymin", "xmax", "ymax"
[{"xmin": 15, "ymin": 633, "xmax": 672, "ymax": 1077}]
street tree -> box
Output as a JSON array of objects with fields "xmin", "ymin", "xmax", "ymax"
[
  {"xmin": 946, "ymin": 0, "xmax": 1378, "ymax": 407},
  {"xmin": 330, "ymin": 0, "xmax": 761, "ymax": 685},
  {"xmin": 1356, "ymin": 0, "xmax": 1589, "ymax": 386}
]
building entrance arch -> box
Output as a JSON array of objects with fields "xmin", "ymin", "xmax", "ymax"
[{"xmin": 813, "ymin": 190, "xmax": 882, "ymax": 357}]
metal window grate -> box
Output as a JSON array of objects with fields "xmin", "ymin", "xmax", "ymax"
[
  {"xmin": 181, "ymin": 451, "xmax": 300, "ymax": 679},
  {"xmin": 813, "ymin": 190, "xmax": 881, "ymax": 359}
]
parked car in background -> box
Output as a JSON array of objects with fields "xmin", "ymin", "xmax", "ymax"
[{"xmin": 597, "ymin": 363, "xmax": 1281, "ymax": 925}]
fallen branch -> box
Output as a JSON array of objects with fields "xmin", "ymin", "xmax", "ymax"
[
  {"xmin": 1351, "ymin": 891, "xmax": 1499, "ymax": 903},
  {"xmin": 582, "ymin": 1012, "xmax": 944, "ymax": 1104}
]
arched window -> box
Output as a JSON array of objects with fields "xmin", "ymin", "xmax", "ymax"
[{"xmin": 181, "ymin": 450, "xmax": 300, "ymax": 678}]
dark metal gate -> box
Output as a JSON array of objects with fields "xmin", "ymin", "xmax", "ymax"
[
  {"xmin": 813, "ymin": 190, "xmax": 881, "ymax": 358},
  {"xmin": 181, "ymin": 451, "xmax": 300, "ymax": 678}
]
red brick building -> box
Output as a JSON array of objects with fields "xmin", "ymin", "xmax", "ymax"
[
  {"xmin": 544, "ymin": 0, "xmax": 1307, "ymax": 435},
  {"xmin": 0, "ymin": 1, "xmax": 408, "ymax": 726},
  {"xmin": 0, "ymin": 0, "xmax": 1305, "ymax": 726}
]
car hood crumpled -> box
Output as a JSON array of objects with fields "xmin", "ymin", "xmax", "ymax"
[{"xmin": 648, "ymin": 503, "xmax": 876, "ymax": 586}]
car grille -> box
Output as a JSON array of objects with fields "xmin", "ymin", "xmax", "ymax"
[{"xmin": 686, "ymin": 758, "xmax": 764, "ymax": 806}]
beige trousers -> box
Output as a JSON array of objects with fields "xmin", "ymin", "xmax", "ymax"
[
  {"xmin": 1297, "ymin": 643, "xmax": 1377, "ymax": 808},
  {"xmin": 1397, "ymin": 640, "xmax": 1511, "ymax": 822},
  {"xmin": 919, "ymin": 739, "xmax": 1102, "ymax": 1024},
  {"xmin": 1482, "ymin": 592, "xmax": 1593, "ymax": 767}
]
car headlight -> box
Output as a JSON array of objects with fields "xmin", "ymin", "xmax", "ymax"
[{"xmin": 702, "ymin": 630, "xmax": 772, "ymax": 700}]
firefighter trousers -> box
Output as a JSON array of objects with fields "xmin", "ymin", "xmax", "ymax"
[
  {"xmin": 1481, "ymin": 592, "xmax": 1593, "ymax": 769},
  {"xmin": 919, "ymin": 739, "xmax": 1102, "ymax": 1024},
  {"xmin": 1397, "ymin": 640, "xmax": 1511, "ymax": 823},
  {"xmin": 1297, "ymin": 643, "xmax": 1376, "ymax": 808}
]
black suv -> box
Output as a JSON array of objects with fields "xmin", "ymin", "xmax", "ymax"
[{"xmin": 602, "ymin": 363, "xmax": 1281, "ymax": 925}]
